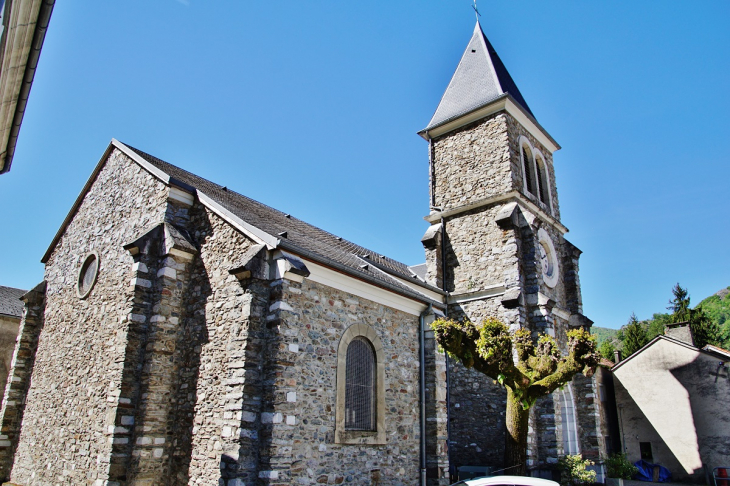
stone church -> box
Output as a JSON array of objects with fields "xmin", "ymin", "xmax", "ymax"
[{"xmin": 0, "ymin": 22, "xmax": 607, "ymax": 486}]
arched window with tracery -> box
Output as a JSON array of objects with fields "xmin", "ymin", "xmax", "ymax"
[{"xmin": 345, "ymin": 337, "xmax": 375, "ymax": 430}]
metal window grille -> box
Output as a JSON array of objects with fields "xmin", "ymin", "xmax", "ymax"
[
  {"xmin": 522, "ymin": 147, "xmax": 536, "ymax": 196},
  {"xmin": 345, "ymin": 337, "xmax": 375, "ymax": 431}
]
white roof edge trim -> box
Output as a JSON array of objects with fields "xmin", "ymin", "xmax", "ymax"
[
  {"xmin": 420, "ymin": 97, "xmax": 559, "ymax": 154},
  {"xmin": 111, "ymin": 139, "xmax": 280, "ymax": 250},
  {"xmin": 703, "ymin": 344, "xmax": 730, "ymax": 359},
  {"xmin": 390, "ymin": 274, "xmax": 444, "ymax": 302},
  {"xmin": 354, "ymin": 256, "xmax": 444, "ymax": 304},
  {"xmin": 112, "ymin": 139, "xmax": 171, "ymax": 185},
  {"xmin": 196, "ymin": 192, "xmax": 280, "ymax": 250},
  {"xmin": 303, "ymin": 259, "xmax": 432, "ymax": 317}
]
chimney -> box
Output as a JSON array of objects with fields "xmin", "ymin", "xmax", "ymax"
[
  {"xmin": 665, "ymin": 321, "xmax": 695, "ymax": 346},
  {"xmin": 614, "ymin": 350, "xmax": 622, "ymax": 364}
]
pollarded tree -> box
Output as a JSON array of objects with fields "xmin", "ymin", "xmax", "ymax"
[{"xmin": 432, "ymin": 316, "xmax": 599, "ymax": 476}]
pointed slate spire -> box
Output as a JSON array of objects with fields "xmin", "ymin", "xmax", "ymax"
[{"xmin": 425, "ymin": 22, "xmax": 534, "ymax": 131}]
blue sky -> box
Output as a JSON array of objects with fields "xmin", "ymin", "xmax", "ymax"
[{"xmin": 1, "ymin": 1, "xmax": 728, "ymax": 329}]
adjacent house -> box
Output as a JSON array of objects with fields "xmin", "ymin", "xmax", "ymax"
[
  {"xmin": 0, "ymin": 285, "xmax": 24, "ymax": 404},
  {"xmin": 612, "ymin": 323, "xmax": 730, "ymax": 483}
]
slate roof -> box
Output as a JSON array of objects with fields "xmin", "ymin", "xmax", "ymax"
[
  {"xmin": 124, "ymin": 144, "xmax": 443, "ymax": 305},
  {"xmin": 0, "ymin": 286, "xmax": 26, "ymax": 318},
  {"xmin": 425, "ymin": 22, "xmax": 533, "ymax": 132}
]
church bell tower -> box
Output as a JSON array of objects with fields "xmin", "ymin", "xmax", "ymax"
[{"xmin": 419, "ymin": 22, "xmax": 602, "ymax": 474}]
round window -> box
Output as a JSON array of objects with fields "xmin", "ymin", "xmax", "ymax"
[{"xmin": 77, "ymin": 252, "xmax": 100, "ymax": 298}]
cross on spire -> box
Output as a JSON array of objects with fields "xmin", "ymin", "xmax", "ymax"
[{"xmin": 472, "ymin": 0, "xmax": 481, "ymax": 21}]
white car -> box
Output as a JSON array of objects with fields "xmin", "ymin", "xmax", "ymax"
[{"xmin": 451, "ymin": 475, "xmax": 561, "ymax": 486}]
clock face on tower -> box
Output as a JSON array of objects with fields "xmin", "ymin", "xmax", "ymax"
[
  {"xmin": 537, "ymin": 228, "xmax": 559, "ymax": 288},
  {"xmin": 539, "ymin": 243, "xmax": 552, "ymax": 276}
]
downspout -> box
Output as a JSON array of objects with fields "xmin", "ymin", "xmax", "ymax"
[
  {"xmin": 429, "ymin": 139, "xmax": 436, "ymax": 209},
  {"xmin": 617, "ymin": 404, "xmax": 626, "ymax": 453},
  {"xmin": 441, "ymin": 215, "xmax": 452, "ymax": 481},
  {"xmin": 419, "ymin": 304, "xmax": 433, "ymax": 486}
]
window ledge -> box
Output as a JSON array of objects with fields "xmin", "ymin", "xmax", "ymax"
[{"xmin": 335, "ymin": 429, "xmax": 386, "ymax": 445}]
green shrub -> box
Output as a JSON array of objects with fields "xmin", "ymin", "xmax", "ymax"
[
  {"xmin": 559, "ymin": 454, "xmax": 596, "ymax": 486},
  {"xmin": 605, "ymin": 453, "xmax": 638, "ymax": 479}
]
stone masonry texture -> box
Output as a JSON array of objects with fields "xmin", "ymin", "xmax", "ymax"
[
  {"xmin": 8, "ymin": 150, "xmax": 170, "ymax": 485},
  {"xmin": 2, "ymin": 147, "xmax": 449, "ymax": 485},
  {"xmin": 425, "ymin": 110, "xmax": 602, "ymax": 477}
]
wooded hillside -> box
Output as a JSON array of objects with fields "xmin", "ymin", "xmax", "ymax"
[{"xmin": 591, "ymin": 285, "xmax": 730, "ymax": 359}]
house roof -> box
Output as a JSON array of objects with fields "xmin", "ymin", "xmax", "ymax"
[
  {"xmin": 42, "ymin": 140, "xmax": 445, "ymax": 309},
  {"xmin": 423, "ymin": 22, "xmax": 534, "ymax": 132},
  {"xmin": 612, "ymin": 334, "xmax": 730, "ymax": 372},
  {"xmin": 0, "ymin": 285, "xmax": 26, "ymax": 318}
]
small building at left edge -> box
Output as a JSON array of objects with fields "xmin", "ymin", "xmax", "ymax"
[{"xmin": 0, "ymin": 286, "xmax": 25, "ymax": 404}]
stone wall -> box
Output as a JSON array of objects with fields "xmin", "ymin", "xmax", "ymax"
[
  {"xmin": 179, "ymin": 209, "xmax": 449, "ymax": 485},
  {"xmin": 441, "ymin": 207, "xmax": 519, "ymax": 296},
  {"xmin": 254, "ymin": 275, "xmax": 447, "ymax": 486},
  {"xmin": 429, "ymin": 112, "xmax": 560, "ymax": 221},
  {"xmin": 7, "ymin": 149, "xmax": 169, "ymax": 485},
  {"xmin": 4, "ymin": 145, "xmax": 449, "ymax": 485},
  {"xmin": 431, "ymin": 114, "xmax": 512, "ymax": 212},
  {"xmin": 181, "ymin": 204, "xmax": 263, "ymax": 485}
]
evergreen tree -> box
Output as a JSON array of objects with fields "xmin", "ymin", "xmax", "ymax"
[
  {"xmin": 599, "ymin": 340, "xmax": 615, "ymax": 361},
  {"xmin": 623, "ymin": 313, "xmax": 648, "ymax": 356},
  {"xmin": 668, "ymin": 283, "xmax": 691, "ymax": 319},
  {"xmin": 646, "ymin": 313, "xmax": 672, "ymax": 340},
  {"xmin": 668, "ymin": 283, "xmax": 722, "ymax": 348}
]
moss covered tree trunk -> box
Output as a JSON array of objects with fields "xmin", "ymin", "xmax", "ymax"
[{"xmin": 505, "ymin": 387, "xmax": 530, "ymax": 476}]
